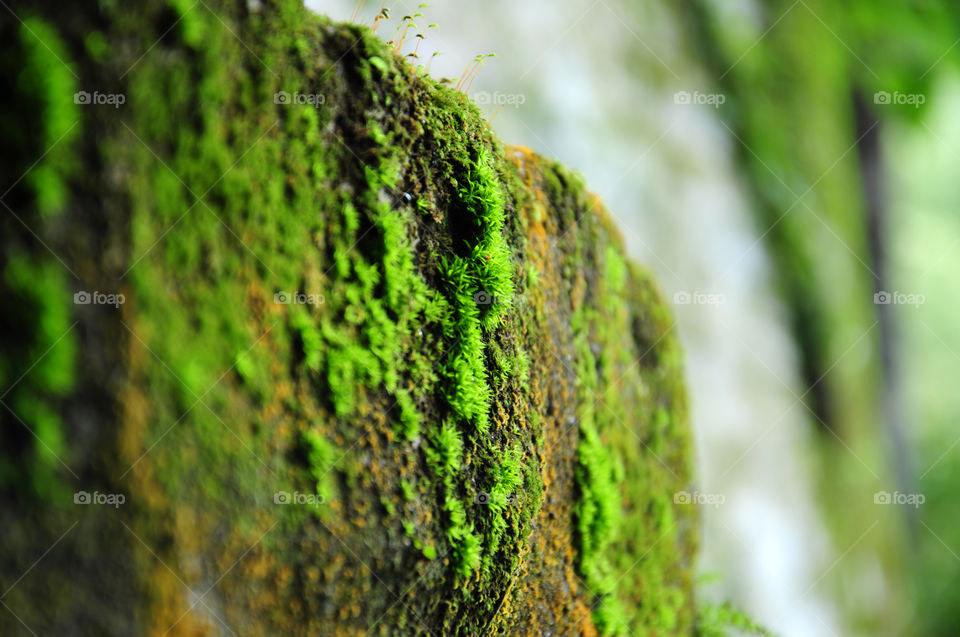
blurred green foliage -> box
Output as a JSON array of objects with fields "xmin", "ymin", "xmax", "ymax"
[{"xmin": 684, "ymin": 1, "xmax": 960, "ymax": 634}]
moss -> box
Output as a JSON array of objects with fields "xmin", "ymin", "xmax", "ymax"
[
  {"xmin": 572, "ymin": 300, "xmax": 628, "ymax": 633},
  {"xmin": 16, "ymin": 17, "xmax": 79, "ymax": 216},
  {"xmin": 82, "ymin": 31, "xmax": 110, "ymax": 62},
  {"xmin": 506, "ymin": 147, "xmax": 695, "ymax": 635},
  {"xmin": 695, "ymin": 603, "xmax": 773, "ymax": 636},
  {"xmin": 459, "ymin": 147, "xmax": 515, "ymax": 329},
  {"xmin": 3, "ymin": 256, "xmax": 76, "ymax": 393},
  {"xmin": 0, "ymin": 3, "xmax": 695, "ymax": 635},
  {"xmin": 303, "ymin": 430, "xmax": 337, "ymax": 503},
  {"xmin": 1, "ymin": 255, "xmax": 77, "ymax": 500}
]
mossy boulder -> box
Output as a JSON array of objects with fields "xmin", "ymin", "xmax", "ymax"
[{"xmin": 0, "ymin": 1, "xmax": 694, "ymax": 634}]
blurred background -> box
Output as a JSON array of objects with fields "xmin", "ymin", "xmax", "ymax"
[{"xmin": 313, "ymin": 1, "xmax": 960, "ymax": 635}]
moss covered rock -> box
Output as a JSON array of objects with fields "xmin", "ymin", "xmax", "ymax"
[{"xmin": 0, "ymin": 1, "xmax": 694, "ymax": 634}]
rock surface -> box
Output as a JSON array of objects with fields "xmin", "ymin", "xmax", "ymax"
[{"xmin": 0, "ymin": 2, "xmax": 694, "ymax": 634}]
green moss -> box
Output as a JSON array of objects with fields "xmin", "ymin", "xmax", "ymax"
[
  {"xmin": 459, "ymin": 147, "xmax": 515, "ymax": 329},
  {"xmin": 695, "ymin": 603, "xmax": 773, "ymax": 636},
  {"xmin": 567, "ymin": 248, "xmax": 627, "ymax": 633},
  {"xmin": 170, "ymin": 0, "xmax": 206, "ymax": 47},
  {"xmin": 17, "ymin": 18, "xmax": 78, "ymax": 216},
  {"xmin": 394, "ymin": 389, "xmax": 421, "ymax": 440},
  {"xmin": 83, "ymin": 31, "xmax": 109, "ymax": 62},
  {"xmin": 0, "ymin": 4, "xmax": 693, "ymax": 634},
  {"xmin": 424, "ymin": 419, "xmax": 482, "ymax": 574},
  {"xmin": 131, "ymin": 5, "xmax": 666, "ymax": 627},
  {"xmin": 501, "ymin": 157, "xmax": 694, "ymax": 634},
  {"xmin": 13, "ymin": 395, "xmax": 66, "ymax": 496},
  {"xmin": 574, "ymin": 404, "xmax": 626, "ymax": 633},
  {"xmin": 480, "ymin": 442, "xmax": 525, "ymax": 572},
  {"xmin": 426, "ymin": 420, "xmax": 463, "ymax": 482},
  {"xmin": 1, "ymin": 255, "xmax": 76, "ymax": 499},
  {"xmin": 3, "ymin": 256, "xmax": 76, "ymax": 393},
  {"xmin": 438, "ymin": 261, "xmax": 491, "ymax": 431}
]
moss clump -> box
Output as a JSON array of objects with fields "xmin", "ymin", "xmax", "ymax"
[
  {"xmin": 302, "ymin": 429, "xmax": 338, "ymax": 506},
  {"xmin": 14, "ymin": 18, "xmax": 79, "ymax": 216},
  {"xmin": 425, "ymin": 419, "xmax": 481, "ymax": 575},
  {"xmin": 458, "ymin": 147, "xmax": 516, "ymax": 330},
  {"xmin": 0, "ymin": 255, "xmax": 77, "ymax": 499}
]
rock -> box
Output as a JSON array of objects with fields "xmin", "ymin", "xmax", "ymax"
[{"xmin": 0, "ymin": 2, "xmax": 694, "ymax": 635}]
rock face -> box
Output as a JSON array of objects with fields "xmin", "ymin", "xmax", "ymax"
[{"xmin": 0, "ymin": 1, "xmax": 694, "ymax": 635}]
